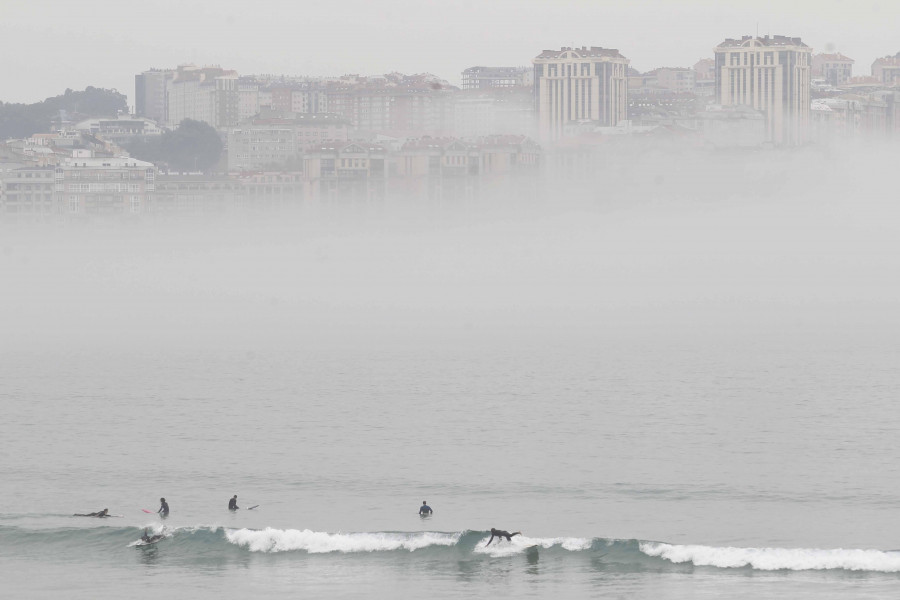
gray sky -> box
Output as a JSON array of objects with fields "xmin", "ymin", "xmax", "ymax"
[{"xmin": 1, "ymin": 0, "xmax": 897, "ymax": 107}]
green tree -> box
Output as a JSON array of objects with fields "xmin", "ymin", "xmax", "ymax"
[{"xmin": 126, "ymin": 119, "xmax": 223, "ymax": 172}]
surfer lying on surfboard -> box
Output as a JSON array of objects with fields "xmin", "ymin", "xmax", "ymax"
[
  {"xmin": 486, "ymin": 528, "xmax": 521, "ymax": 546},
  {"xmin": 74, "ymin": 508, "xmax": 110, "ymax": 518}
]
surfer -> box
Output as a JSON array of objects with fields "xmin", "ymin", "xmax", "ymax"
[
  {"xmin": 419, "ymin": 501, "xmax": 433, "ymax": 516},
  {"xmin": 158, "ymin": 498, "xmax": 169, "ymax": 517},
  {"xmin": 228, "ymin": 495, "xmax": 239, "ymax": 511},
  {"xmin": 74, "ymin": 508, "xmax": 109, "ymax": 517},
  {"xmin": 486, "ymin": 528, "xmax": 521, "ymax": 546},
  {"xmin": 141, "ymin": 528, "xmax": 163, "ymax": 544}
]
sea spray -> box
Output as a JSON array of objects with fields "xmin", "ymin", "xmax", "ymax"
[{"xmin": 640, "ymin": 542, "xmax": 900, "ymax": 572}]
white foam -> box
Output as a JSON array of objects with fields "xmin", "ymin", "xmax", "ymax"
[
  {"xmin": 224, "ymin": 528, "xmax": 461, "ymax": 553},
  {"xmin": 640, "ymin": 542, "xmax": 900, "ymax": 572},
  {"xmin": 474, "ymin": 535, "xmax": 593, "ymax": 557}
]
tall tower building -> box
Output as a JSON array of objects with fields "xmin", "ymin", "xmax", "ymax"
[
  {"xmin": 714, "ymin": 35, "xmax": 811, "ymax": 145},
  {"xmin": 135, "ymin": 69, "xmax": 174, "ymax": 123},
  {"xmin": 532, "ymin": 46, "xmax": 629, "ymax": 141}
]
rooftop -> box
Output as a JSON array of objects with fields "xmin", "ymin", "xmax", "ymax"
[
  {"xmin": 717, "ymin": 35, "xmax": 808, "ymax": 49},
  {"xmin": 535, "ymin": 46, "xmax": 627, "ymax": 60}
]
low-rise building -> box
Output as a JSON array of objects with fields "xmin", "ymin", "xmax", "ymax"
[
  {"xmin": 812, "ymin": 53, "xmax": 855, "ymax": 87},
  {"xmin": 55, "ymin": 155, "xmax": 157, "ymax": 216},
  {"xmin": 872, "ymin": 53, "xmax": 900, "ymax": 85},
  {"xmin": 0, "ymin": 164, "xmax": 55, "ymax": 219}
]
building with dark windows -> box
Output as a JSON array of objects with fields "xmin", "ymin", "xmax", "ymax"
[
  {"xmin": 461, "ymin": 67, "xmax": 532, "ymax": 90},
  {"xmin": 714, "ymin": 35, "xmax": 811, "ymax": 145},
  {"xmin": 812, "ymin": 53, "xmax": 854, "ymax": 87},
  {"xmin": 532, "ymin": 46, "xmax": 629, "ymax": 142}
]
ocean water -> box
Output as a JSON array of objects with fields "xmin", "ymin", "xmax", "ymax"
[{"xmin": 3, "ymin": 172, "xmax": 900, "ymax": 598}]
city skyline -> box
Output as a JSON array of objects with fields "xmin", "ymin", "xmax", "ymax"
[{"xmin": 1, "ymin": 0, "xmax": 898, "ymax": 108}]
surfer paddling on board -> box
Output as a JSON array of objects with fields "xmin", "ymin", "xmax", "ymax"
[
  {"xmin": 158, "ymin": 498, "xmax": 169, "ymax": 517},
  {"xmin": 74, "ymin": 508, "xmax": 109, "ymax": 517},
  {"xmin": 486, "ymin": 528, "xmax": 521, "ymax": 546},
  {"xmin": 419, "ymin": 501, "xmax": 433, "ymax": 516},
  {"xmin": 228, "ymin": 495, "xmax": 239, "ymax": 511}
]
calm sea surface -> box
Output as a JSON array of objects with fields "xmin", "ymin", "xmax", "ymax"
[{"xmin": 2, "ymin": 190, "xmax": 900, "ymax": 598}]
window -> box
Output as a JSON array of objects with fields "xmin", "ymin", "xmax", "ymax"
[{"xmin": 69, "ymin": 195, "xmax": 78, "ymax": 213}]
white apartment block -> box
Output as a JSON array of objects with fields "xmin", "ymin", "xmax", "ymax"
[
  {"xmin": 166, "ymin": 66, "xmax": 239, "ymax": 129},
  {"xmin": 532, "ymin": 46, "xmax": 629, "ymax": 141},
  {"xmin": 714, "ymin": 35, "xmax": 811, "ymax": 146},
  {"xmin": 55, "ymin": 156, "xmax": 157, "ymax": 215}
]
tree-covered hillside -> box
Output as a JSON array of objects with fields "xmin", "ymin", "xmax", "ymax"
[{"xmin": 0, "ymin": 87, "xmax": 128, "ymax": 140}]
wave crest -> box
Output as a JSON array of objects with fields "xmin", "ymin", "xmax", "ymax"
[
  {"xmin": 640, "ymin": 542, "xmax": 900, "ymax": 572},
  {"xmin": 224, "ymin": 528, "xmax": 461, "ymax": 553}
]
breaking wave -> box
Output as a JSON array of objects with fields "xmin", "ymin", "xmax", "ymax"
[{"xmin": 2, "ymin": 524, "xmax": 900, "ymax": 573}]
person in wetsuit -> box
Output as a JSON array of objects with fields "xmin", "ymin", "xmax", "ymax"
[
  {"xmin": 75, "ymin": 508, "xmax": 109, "ymax": 517},
  {"xmin": 158, "ymin": 498, "xmax": 169, "ymax": 517},
  {"xmin": 486, "ymin": 528, "xmax": 521, "ymax": 546},
  {"xmin": 419, "ymin": 501, "xmax": 433, "ymax": 516},
  {"xmin": 228, "ymin": 495, "xmax": 239, "ymax": 511},
  {"xmin": 141, "ymin": 528, "xmax": 163, "ymax": 544}
]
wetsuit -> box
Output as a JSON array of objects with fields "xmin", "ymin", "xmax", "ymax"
[
  {"xmin": 228, "ymin": 497, "xmax": 239, "ymax": 510},
  {"xmin": 486, "ymin": 528, "xmax": 521, "ymax": 546},
  {"xmin": 158, "ymin": 500, "xmax": 169, "ymax": 516},
  {"xmin": 419, "ymin": 504, "xmax": 432, "ymax": 515}
]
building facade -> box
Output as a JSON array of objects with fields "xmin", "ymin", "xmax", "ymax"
[
  {"xmin": 461, "ymin": 67, "xmax": 532, "ymax": 90},
  {"xmin": 714, "ymin": 35, "xmax": 812, "ymax": 145},
  {"xmin": 812, "ymin": 53, "xmax": 854, "ymax": 87},
  {"xmin": 135, "ymin": 69, "xmax": 174, "ymax": 123},
  {"xmin": 532, "ymin": 46, "xmax": 629, "ymax": 142},
  {"xmin": 55, "ymin": 155, "xmax": 157, "ymax": 215},
  {"xmin": 872, "ymin": 54, "xmax": 900, "ymax": 85}
]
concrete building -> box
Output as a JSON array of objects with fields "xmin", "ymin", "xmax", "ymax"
[
  {"xmin": 55, "ymin": 155, "xmax": 157, "ymax": 215},
  {"xmin": 0, "ymin": 164, "xmax": 55, "ymax": 219},
  {"xmin": 461, "ymin": 66, "xmax": 532, "ymax": 90},
  {"xmin": 166, "ymin": 65, "xmax": 239, "ymax": 128},
  {"xmin": 714, "ymin": 35, "xmax": 812, "ymax": 145},
  {"xmin": 135, "ymin": 69, "xmax": 174, "ymax": 123},
  {"xmin": 227, "ymin": 112, "xmax": 349, "ymax": 171},
  {"xmin": 655, "ymin": 68, "xmax": 696, "ymax": 93},
  {"xmin": 532, "ymin": 46, "xmax": 629, "ymax": 142},
  {"xmin": 303, "ymin": 141, "xmax": 388, "ymax": 203},
  {"xmin": 872, "ymin": 54, "xmax": 900, "ymax": 85},
  {"xmin": 812, "ymin": 53, "xmax": 854, "ymax": 87}
]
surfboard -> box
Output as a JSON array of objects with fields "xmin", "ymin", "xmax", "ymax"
[
  {"xmin": 247, "ymin": 505, "xmax": 259, "ymax": 510},
  {"xmin": 135, "ymin": 537, "xmax": 164, "ymax": 547},
  {"xmin": 141, "ymin": 509, "xmax": 154, "ymax": 513}
]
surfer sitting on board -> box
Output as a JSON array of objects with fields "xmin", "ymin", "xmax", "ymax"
[
  {"xmin": 74, "ymin": 508, "xmax": 109, "ymax": 517},
  {"xmin": 228, "ymin": 495, "xmax": 239, "ymax": 511},
  {"xmin": 486, "ymin": 528, "xmax": 521, "ymax": 546},
  {"xmin": 158, "ymin": 498, "xmax": 169, "ymax": 517},
  {"xmin": 419, "ymin": 501, "xmax": 433, "ymax": 516}
]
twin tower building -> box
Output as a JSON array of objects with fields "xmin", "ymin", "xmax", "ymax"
[{"xmin": 533, "ymin": 35, "xmax": 811, "ymax": 146}]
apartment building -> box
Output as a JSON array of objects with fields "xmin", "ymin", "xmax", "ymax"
[
  {"xmin": 165, "ymin": 65, "xmax": 239, "ymax": 128},
  {"xmin": 0, "ymin": 165, "xmax": 55, "ymax": 218},
  {"xmin": 135, "ymin": 69, "xmax": 174, "ymax": 123},
  {"xmin": 461, "ymin": 66, "xmax": 532, "ymax": 90},
  {"xmin": 532, "ymin": 46, "xmax": 629, "ymax": 141},
  {"xmin": 812, "ymin": 53, "xmax": 854, "ymax": 86},
  {"xmin": 55, "ymin": 155, "xmax": 157, "ymax": 215},
  {"xmin": 227, "ymin": 112, "xmax": 349, "ymax": 171},
  {"xmin": 872, "ymin": 54, "xmax": 900, "ymax": 85},
  {"xmin": 714, "ymin": 35, "xmax": 812, "ymax": 145}
]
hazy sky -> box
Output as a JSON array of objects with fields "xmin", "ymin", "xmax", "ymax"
[{"xmin": 1, "ymin": 0, "xmax": 897, "ymax": 108}]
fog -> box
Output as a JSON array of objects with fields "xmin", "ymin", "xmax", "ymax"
[{"xmin": 4, "ymin": 141, "xmax": 899, "ymax": 358}]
